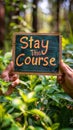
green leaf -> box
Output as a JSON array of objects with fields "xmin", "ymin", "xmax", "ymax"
[
  {"xmin": 18, "ymin": 89, "xmax": 28, "ymax": 103},
  {"xmin": 18, "ymin": 89, "xmax": 37, "ymax": 104},
  {"xmin": 53, "ymin": 93, "xmax": 73, "ymax": 102},
  {"xmin": 30, "ymin": 109, "xmax": 52, "ymax": 125},
  {"xmin": 9, "ymin": 123, "xmax": 21, "ymax": 130},
  {"xmin": 2, "ymin": 114, "xmax": 13, "ymax": 128},
  {"xmin": 48, "ymin": 95, "xmax": 59, "ymax": 103},
  {"xmin": 27, "ymin": 92, "xmax": 37, "ymax": 103},
  {"xmin": 27, "ymin": 126, "xmax": 44, "ymax": 130},
  {"xmin": 34, "ymin": 85, "xmax": 43, "ymax": 92},
  {"xmin": 0, "ymin": 78, "xmax": 11, "ymax": 93},
  {"xmin": 51, "ymin": 123, "xmax": 60, "ymax": 130},
  {"xmin": 12, "ymin": 112, "xmax": 22, "ymax": 119},
  {"xmin": 27, "ymin": 92, "xmax": 36, "ymax": 99},
  {"xmin": 0, "ymin": 104, "xmax": 5, "ymax": 122},
  {"xmin": 19, "ymin": 80, "xmax": 29, "ymax": 88},
  {"xmin": 12, "ymin": 98, "xmax": 27, "ymax": 112}
]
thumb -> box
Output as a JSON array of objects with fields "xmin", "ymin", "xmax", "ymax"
[
  {"xmin": 59, "ymin": 61, "xmax": 68, "ymax": 73},
  {"xmin": 6, "ymin": 61, "xmax": 14, "ymax": 72}
]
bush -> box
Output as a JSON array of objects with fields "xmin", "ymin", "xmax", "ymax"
[{"xmin": 0, "ymin": 42, "xmax": 73, "ymax": 130}]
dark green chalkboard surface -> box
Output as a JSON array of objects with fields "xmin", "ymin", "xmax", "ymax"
[{"xmin": 12, "ymin": 33, "xmax": 62, "ymax": 75}]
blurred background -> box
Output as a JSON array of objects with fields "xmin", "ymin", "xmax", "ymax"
[{"xmin": 0, "ymin": 0, "xmax": 73, "ymax": 51}]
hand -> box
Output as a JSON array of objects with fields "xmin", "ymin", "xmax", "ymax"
[
  {"xmin": 57, "ymin": 61, "xmax": 73, "ymax": 98},
  {"xmin": 1, "ymin": 61, "xmax": 19, "ymax": 95}
]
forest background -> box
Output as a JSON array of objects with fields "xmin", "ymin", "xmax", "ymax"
[{"xmin": 0, "ymin": 0, "xmax": 73, "ymax": 130}]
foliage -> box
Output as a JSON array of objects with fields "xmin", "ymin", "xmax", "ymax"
[
  {"xmin": 0, "ymin": 51, "xmax": 12, "ymax": 74},
  {"xmin": 62, "ymin": 41, "xmax": 73, "ymax": 68},
  {"xmin": 0, "ymin": 46, "xmax": 73, "ymax": 130}
]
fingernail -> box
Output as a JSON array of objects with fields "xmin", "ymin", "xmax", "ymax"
[
  {"xmin": 61, "ymin": 60, "xmax": 63, "ymax": 62},
  {"xmin": 12, "ymin": 83, "xmax": 14, "ymax": 86}
]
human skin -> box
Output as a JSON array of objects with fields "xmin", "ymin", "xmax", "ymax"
[
  {"xmin": 1, "ymin": 61, "xmax": 19, "ymax": 95},
  {"xmin": 57, "ymin": 61, "xmax": 73, "ymax": 98}
]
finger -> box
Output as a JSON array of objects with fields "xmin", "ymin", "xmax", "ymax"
[
  {"xmin": 66, "ymin": 64, "xmax": 73, "ymax": 72},
  {"xmin": 62, "ymin": 84, "xmax": 70, "ymax": 93},
  {"xmin": 6, "ymin": 61, "xmax": 14, "ymax": 72},
  {"xmin": 60, "ymin": 61, "xmax": 72, "ymax": 75},
  {"xmin": 9, "ymin": 72, "xmax": 15, "ymax": 77},
  {"xmin": 62, "ymin": 83, "xmax": 73, "ymax": 98},
  {"xmin": 60, "ymin": 61, "xmax": 68, "ymax": 73},
  {"xmin": 10, "ymin": 74, "xmax": 19, "ymax": 82},
  {"xmin": 11, "ymin": 79, "xmax": 20, "ymax": 88},
  {"xmin": 5, "ymin": 87, "xmax": 14, "ymax": 95},
  {"xmin": 1, "ymin": 71, "xmax": 9, "ymax": 81},
  {"xmin": 5, "ymin": 78, "xmax": 19, "ymax": 95},
  {"xmin": 2, "ymin": 76, "xmax": 9, "ymax": 82},
  {"xmin": 1, "ymin": 61, "xmax": 14, "ymax": 81},
  {"xmin": 57, "ymin": 75, "xmax": 62, "ymax": 80},
  {"xmin": 57, "ymin": 75, "xmax": 65, "ymax": 84}
]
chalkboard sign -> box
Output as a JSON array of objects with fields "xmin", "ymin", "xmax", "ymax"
[{"xmin": 12, "ymin": 33, "xmax": 62, "ymax": 75}]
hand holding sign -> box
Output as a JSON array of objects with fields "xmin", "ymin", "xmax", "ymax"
[
  {"xmin": 1, "ymin": 61, "xmax": 19, "ymax": 95},
  {"xmin": 57, "ymin": 61, "xmax": 73, "ymax": 98}
]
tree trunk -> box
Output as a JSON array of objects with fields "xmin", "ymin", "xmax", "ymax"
[
  {"xmin": 69, "ymin": 0, "xmax": 73, "ymax": 33},
  {"xmin": 56, "ymin": 0, "xmax": 60, "ymax": 32},
  {"xmin": 0, "ymin": 0, "xmax": 5, "ymax": 49},
  {"xmin": 32, "ymin": 0, "xmax": 38, "ymax": 32}
]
